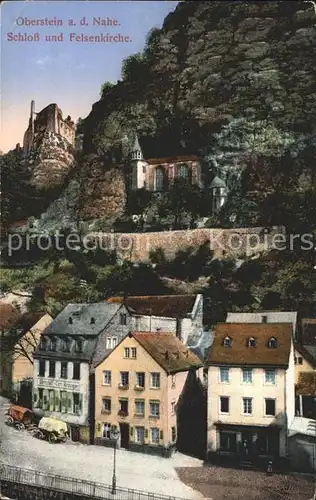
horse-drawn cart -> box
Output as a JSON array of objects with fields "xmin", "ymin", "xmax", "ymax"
[
  {"xmin": 33, "ymin": 416, "xmax": 69, "ymax": 443},
  {"xmin": 5, "ymin": 404, "xmax": 37, "ymax": 431}
]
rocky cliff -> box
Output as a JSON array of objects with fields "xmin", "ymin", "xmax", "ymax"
[{"xmin": 84, "ymin": 0, "xmax": 316, "ymax": 190}]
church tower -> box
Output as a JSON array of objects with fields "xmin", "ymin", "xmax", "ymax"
[{"xmin": 131, "ymin": 134, "xmax": 143, "ymax": 161}]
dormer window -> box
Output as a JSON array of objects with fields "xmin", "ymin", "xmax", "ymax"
[
  {"xmin": 90, "ymin": 317, "xmax": 95, "ymax": 325},
  {"xmin": 50, "ymin": 337, "xmax": 57, "ymax": 352},
  {"xmin": 39, "ymin": 336, "xmax": 47, "ymax": 350},
  {"xmin": 68, "ymin": 317, "xmax": 73, "ymax": 324},
  {"xmin": 75, "ymin": 339, "xmax": 83, "ymax": 353},
  {"xmin": 223, "ymin": 336, "xmax": 232, "ymax": 347},
  {"xmin": 247, "ymin": 337, "xmax": 256, "ymax": 347},
  {"xmin": 262, "ymin": 315, "xmax": 268, "ymax": 324},
  {"xmin": 62, "ymin": 338, "xmax": 71, "ymax": 353},
  {"xmin": 267, "ymin": 337, "xmax": 278, "ymax": 348}
]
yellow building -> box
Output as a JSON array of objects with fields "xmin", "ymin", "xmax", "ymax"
[{"xmin": 94, "ymin": 331, "xmax": 202, "ymax": 457}]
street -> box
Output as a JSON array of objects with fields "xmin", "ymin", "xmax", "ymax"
[{"xmin": 0, "ymin": 397, "xmax": 204, "ymax": 499}]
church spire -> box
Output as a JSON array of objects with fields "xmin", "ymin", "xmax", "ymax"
[{"xmin": 131, "ymin": 133, "xmax": 143, "ymax": 160}]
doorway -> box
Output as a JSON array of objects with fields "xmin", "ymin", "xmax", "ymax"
[
  {"xmin": 71, "ymin": 425, "xmax": 80, "ymax": 442},
  {"xmin": 119, "ymin": 423, "xmax": 129, "ymax": 449},
  {"xmin": 241, "ymin": 431, "xmax": 253, "ymax": 456}
]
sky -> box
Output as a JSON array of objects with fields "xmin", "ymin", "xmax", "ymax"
[{"xmin": 0, "ymin": 0, "xmax": 179, "ymax": 153}]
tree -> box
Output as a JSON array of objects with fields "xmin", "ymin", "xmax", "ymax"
[{"xmin": 100, "ymin": 81, "xmax": 115, "ymax": 98}]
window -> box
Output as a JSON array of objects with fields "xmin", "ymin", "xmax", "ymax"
[
  {"xmin": 149, "ymin": 401, "xmax": 160, "ymax": 417},
  {"xmin": 102, "ymin": 398, "xmax": 111, "ymax": 413},
  {"xmin": 39, "ymin": 337, "xmax": 47, "ymax": 350},
  {"xmin": 103, "ymin": 370, "xmax": 111, "ymax": 385},
  {"xmin": 68, "ymin": 317, "xmax": 73, "ymax": 324},
  {"xmin": 135, "ymin": 426, "xmax": 145, "ymax": 444},
  {"xmin": 136, "ymin": 372, "xmax": 145, "ymax": 388},
  {"xmin": 265, "ymin": 398, "xmax": 276, "ymax": 416},
  {"xmin": 120, "ymin": 313, "xmax": 127, "ymax": 325},
  {"xmin": 243, "ymin": 398, "xmax": 253, "ymax": 415},
  {"xmin": 223, "ymin": 336, "xmax": 232, "ymax": 347},
  {"xmin": 62, "ymin": 338, "xmax": 71, "ymax": 352},
  {"xmin": 120, "ymin": 371, "xmax": 129, "ymax": 387},
  {"xmin": 151, "ymin": 427, "xmax": 160, "ymax": 444},
  {"xmin": 267, "ymin": 337, "xmax": 278, "ymax": 348},
  {"xmin": 155, "ymin": 166, "xmax": 165, "ymax": 192},
  {"xmin": 39, "ymin": 360, "xmax": 46, "ymax": 377},
  {"xmin": 124, "ymin": 347, "xmax": 130, "ymax": 358},
  {"xmin": 103, "ymin": 423, "xmax": 111, "ymax": 439},
  {"xmin": 50, "ymin": 337, "xmax": 57, "ymax": 351},
  {"xmin": 135, "ymin": 399, "xmax": 145, "ymax": 416},
  {"xmin": 75, "ymin": 339, "xmax": 83, "ymax": 353},
  {"xmin": 220, "ymin": 396, "xmax": 229, "ymax": 414},
  {"xmin": 220, "ymin": 432, "xmax": 237, "ymax": 452},
  {"xmin": 61, "ymin": 391, "xmax": 67, "ymax": 413},
  {"xmin": 265, "ymin": 369, "xmax": 276, "ymax": 384},
  {"xmin": 262, "ymin": 315, "xmax": 268, "ymax": 324},
  {"xmin": 73, "ymin": 393, "xmax": 81, "ymax": 414},
  {"xmin": 150, "ymin": 372, "xmax": 160, "ymax": 388},
  {"xmin": 38, "ymin": 388, "xmax": 43, "ymax": 408},
  {"xmin": 247, "ymin": 337, "xmax": 256, "ymax": 347},
  {"xmin": 119, "ymin": 399, "xmax": 128, "ymax": 415},
  {"xmin": 295, "ymin": 356, "xmax": 303, "ymax": 365},
  {"xmin": 49, "ymin": 360, "xmax": 55, "ymax": 378},
  {"xmin": 61, "ymin": 362, "xmax": 68, "ymax": 379},
  {"xmin": 219, "ymin": 367, "xmax": 229, "ymax": 383},
  {"xmin": 171, "ymin": 426, "xmax": 177, "ymax": 443},
  {"xmin": 242, "ymin": 368, "xmax": 252, "ymax": 384},
  {"xmin": 106, "ymin": 337, "xmax": 117, "ymax": 349},
  {"xmin": 178, "ymin": 164, "xmax": 189, "ymax": 179},
  {"xmin": 171, "ymin": 401, "xmax": 176, "ymax": 415},
  {"xmin": 90, "ymin": 317, "xmax": 95, "ymax": 324},
  {"xmin": 143, "ymin": 166, "xmax": 146, "ymax": 173},
  {"xmin": 73, "ymin": 362, "xmax": 80, "ymax": 380},
  {"xmin": 131, "ymin": 347, "xmax": 137, "ymax": 359}
]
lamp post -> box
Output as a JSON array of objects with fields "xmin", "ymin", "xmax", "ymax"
[{"xmin": 111, "ymin": 427, "xmax": 120, "ymax": 495}]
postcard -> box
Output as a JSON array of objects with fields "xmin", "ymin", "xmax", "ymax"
[{"xmin": 0, "ymin": 1, "xmax": 315, "ymax": 499}]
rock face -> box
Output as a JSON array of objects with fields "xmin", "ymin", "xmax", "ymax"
[
  {"xmin": 84, "ymin": 1, "xmax": 316, "ymax": 190},
  {"xmin": 77, "ymin": 156, "xmax": 126, "ymax": 222},
  {"xmin": 24, "ymin": 131, "xmax": 76, "ymax": 192}
]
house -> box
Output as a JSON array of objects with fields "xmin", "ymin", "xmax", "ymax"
[
  {"xmin": 94, "ymin": 331, "xmax": 203, "ymax": 457},
  {"xmin": 206, "ymin": 323, "xmax": 295, "ymax": 468},
  {"xmin": 226, "ymin": 311, "xmax": 298, "ymax": 340},
  {"xmin": 0, "ymin": 303, "xmax": 52, "ymax": 404},
  {"xmin": 128, "ymin": 134, "xmax": 203, "ymax": 191},
  {"xmin": 32, "ymin": 302, "xmax": 132, "ymax": 443},
  {"xmin": 106, "ymin": 294, "xmax": 204, "ymax": 345}
]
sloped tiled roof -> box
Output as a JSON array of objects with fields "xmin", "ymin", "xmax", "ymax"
[
  {"xmin": 226, "ymin": 311, "xmax": 298, "ymax": 334},
  {"xmin": 207, "ymin": 323, "xmax": 292, "ymax": 367},
  {"xmin": 106, "ymin": 295, "xmax": 196, "ymax": 319},
  {"xmin": 294, "ymin": 343, "xmax": 316, "ymax": 368},
  {"xmin": 133, "ymin": 332, "xmax": 202, "ymax": 374},
  {"xmin": 0, "ymin": 303, "xmax": 20, "ymax": 329},
  {"xmin": 296, "ymin": 372, "xmax": 316, "ymax": 396},
  {"xmin": 301, "ymin": 318, "xmax": 316, "ymax": 345},
  {"xmin": 43, "ymin": 303, "xmax": 121, "ymax": 337}
]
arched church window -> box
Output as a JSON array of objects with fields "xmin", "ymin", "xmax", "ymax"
[
  {"xmin": 155, "ymin": 167, "xmax": 165, "ymax": 192},
  {"xmin": 178, "ymin": 164, "xmax": 189, "ymax": 180}
]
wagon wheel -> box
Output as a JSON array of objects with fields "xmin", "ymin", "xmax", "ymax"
[
  {"xmin": 35, "ymin": 429, "xmax": 45, "ymax": 440},
  {"xmin": 5, "ymin": 416, "xmax": 14, "ymax": 425},
  {"xmin": 48, "ymin": 432, "xmax": 57, "ymax": 444},
  {"xmin": 15, "ymin": 422, "xmax": 25, "ymax": 431}
]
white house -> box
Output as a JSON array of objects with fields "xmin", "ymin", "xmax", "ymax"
[
  {"xmin": 206, "ymin": 322, "xmax": 295, "ymax": 467},
  {"xmin": 32, "ymin": 302, "xmax": 132, "ymax": 443},
  {"xmin": 106, "ymin": 294, "xmax": 204, "ymax": 346},
  {"xmin": 226, "ymin": 311, "xmax": 298, "ymax": 340}
]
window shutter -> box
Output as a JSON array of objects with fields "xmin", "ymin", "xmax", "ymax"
[
  {"xmin": 79, "ymin": 394, "xmax": 83, "ymax": 412},
  {"xmin": 97, "ymin": 423, "xmax": 101, "ymax": 433},
  {"xmin": 130, "ymin": 427, "xmax": 133, "ymax": 437},
  {"xmin": 68, "ymin": 393, "xmax": 73, "ymax": 413},
  {"xmin": 145, "ymin": 429, "xmax": 148, "ymax": 439},
  {"xmin": 159, "ymin": 430, "xmax": 163, "ymax": 440}
]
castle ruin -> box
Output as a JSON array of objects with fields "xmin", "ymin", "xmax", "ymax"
[{"xmin": 23, "ymin": 100, "xmax": 75, "ymax": 154}]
